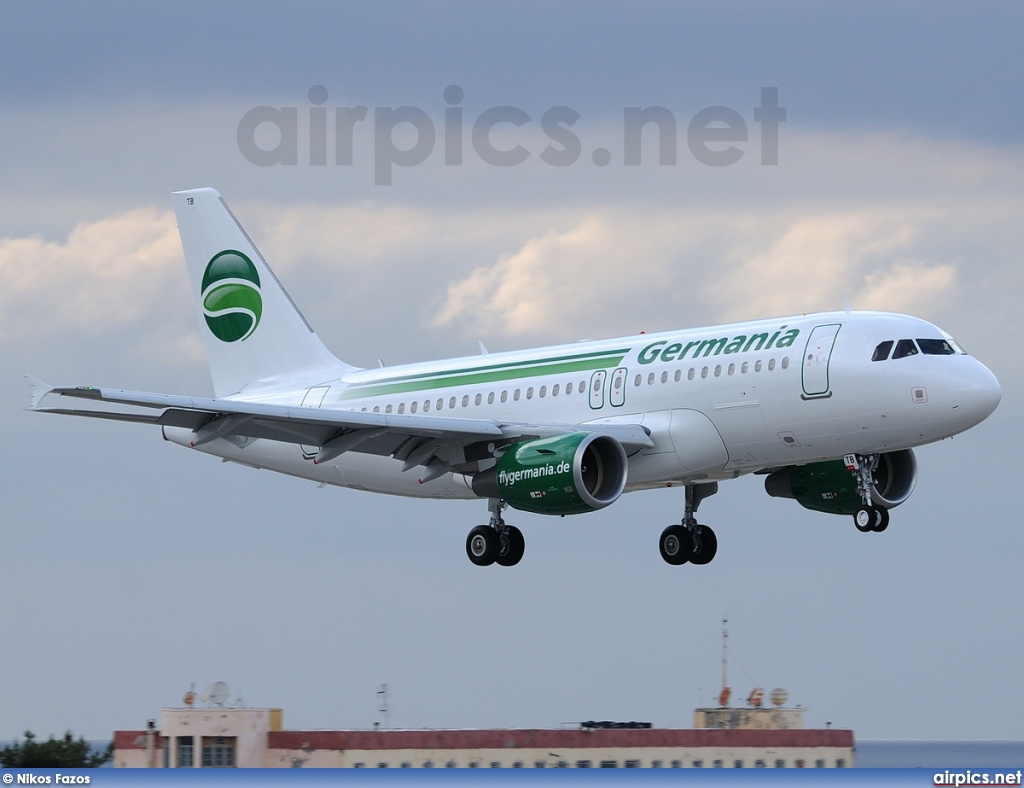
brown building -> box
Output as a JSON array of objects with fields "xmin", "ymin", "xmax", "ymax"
[{"xmin": 113, "ymin": 705, "xmax": 853, "ymax": 769}]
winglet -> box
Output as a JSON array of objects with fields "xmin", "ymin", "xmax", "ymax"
[{"xmin": 24, "ymin": 374, "xmax": 54, "ymax": 410}]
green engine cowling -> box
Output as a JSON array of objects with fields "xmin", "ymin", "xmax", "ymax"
[
  {"xmin": 471, "ymin": 433, "xmax": 628, "ymax": 515},
  {"xmin": 764, "ymin": 449, "xmax": 918, "ymax": 515}
]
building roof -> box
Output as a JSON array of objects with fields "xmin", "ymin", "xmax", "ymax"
[{"xmin": 114, "ymin": 731, "xmax": 165, "ymax": 750}]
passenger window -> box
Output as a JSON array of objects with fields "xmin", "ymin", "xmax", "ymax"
[
  {"xmin": 527, "ymin": 387, "xmax": 534, "ymax": 399},
  {"xmin": 385, "ymin": 404, "xmax": 393, "ymax": 413},
  {"xmin": 892, "ymin": 339, "xmax": 919, "ymax": 359},
  {"xmin": 552, "ymin": 384, "xmax": 560, "ymax": 396},
  {"xmin": 397, "ymin": 403, "xmax": 405, "ymax": 414},
  {"xmin": 634, "ymin": 374, "xmax": 642, "ymax": 387},
  {"xmin": 539, "ymin": 385, "xmax": 546, "ymax": 397},
  {"xmin": 500, "ymin": 390, "xmax": 508, "ymax": 403},
  {"xmin": 461, "ymin": 395, "xmax": 469, "ymax": 407},
  {"xmin": 768, "ymin": 358, "xmax": 775, "ymax": 371},
  {"xmin": 449, "ymin": 397, "xmax": 456, "ymax": 409},
  {"xmin": 475, "ymin": 393, "xmax": 482, "ymax": 406},
  {"xmin": 872, "ymin": 340, "xmax": 894, "ymax": 361},
  {"xmin": 437, "ymin": 398, "xmax": 443, "ymax": 411},
  {"xmin": 647, "ymin": 373, "xmax": 655, "ymax": 385},
  {"xmin": 661, "ymin": 371, "xmax": 668, "ymax": 383},
  {"xmin": 688, "ymin": 368, "xmax": 695, "ymax": 380},
  {"xmin": 410, "ymin": 402, "xmax": 417, "ymax": 413},
  {"xmin": 487, "ymin": 392, "xmax": 495, "ymax": 404},
  {"xmin": 674, "ymin": 369, "xmax": 681, "ymax": 382},
  {"xmin": 755, "ymin": 360, "xmax": 762, "ymax": 372},
  {"xmin": 513, "ymin": 389, "xmax": 521, "ymax": 401},
  {"xmin": 423, "ymin": 400, "xmax": 430, "ymax": 412}
]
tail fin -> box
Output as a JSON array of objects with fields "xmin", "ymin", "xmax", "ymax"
[{"xmin": 171, "ymin": 188, "xmax": 354, "ymax": 397}]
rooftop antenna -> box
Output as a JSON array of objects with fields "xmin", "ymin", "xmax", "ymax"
[
  {"xmin": 718, "ymin": 618, "xmax": 731, "ymax": 708},
  {"xmin": 377, "ymin": 683, "xmax": 390, "ymax": 729}
]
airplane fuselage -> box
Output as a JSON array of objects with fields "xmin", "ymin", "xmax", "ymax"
[{"xmin": 164, "ymin": 310, "xmax": 1000, "ymax": 500}]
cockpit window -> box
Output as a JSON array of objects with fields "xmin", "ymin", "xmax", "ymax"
[
  {"xmin": 892, "ymin": 339, "xmax": 919, "ymax": 359},
  {"xmin": 917, "ymin": 338, "xmax": 957, "ymax": 356},
  {"xmin": 872, "ymin": 341, "xmax": 894, "ymax": 362}
]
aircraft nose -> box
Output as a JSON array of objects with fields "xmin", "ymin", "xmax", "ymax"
[{"xmin": 946, "ymin": 360, "xmax": 1001, "ymax": 426}]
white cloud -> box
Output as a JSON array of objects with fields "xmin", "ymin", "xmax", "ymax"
[
  {"xmin": 432, "ymin": 215, "xmax": 682, "ymax": 338},
  {"xmin": 0, "ymin": 207, "xmax": 182, "ymax": 342}
]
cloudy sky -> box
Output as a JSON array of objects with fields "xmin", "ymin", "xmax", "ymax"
[{"xmin": 2, "ymin": 2, "xmax": 1023, "ymax": 744}]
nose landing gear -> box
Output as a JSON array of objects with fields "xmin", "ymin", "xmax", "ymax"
[{"xmin": 847, "ymin": 454, "xmax": 890, "ymax": 533}]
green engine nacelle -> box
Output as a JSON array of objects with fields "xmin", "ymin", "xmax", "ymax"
[
  {"xmin": 764, "ymin": 449, "xmax": 918, "ymax": 515},
  {"xmin": 471, "ymin": 433, "xmax": 628, "ymax": 515}
]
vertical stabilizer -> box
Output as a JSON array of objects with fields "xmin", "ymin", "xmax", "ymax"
[{"xmin": 171, "ymin": 188, "xmax": 353, "ymax": 397}]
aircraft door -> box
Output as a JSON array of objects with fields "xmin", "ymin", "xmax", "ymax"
[
  {"xmin": 801, "ymin": 324, "xmax": 841, "ymax": 399},
  {"xmin": 301, "ymin": 386, "xmax": 329, "ymax": 408},
  {"xmin": 300, "ymin": 386, "xmax": 330, "ymax": 458},
  {"xmin": 589, "ymin": 370, "xmax": 607, "ymax": 409},
  {"xmin": 609, "ymin": 367, "xmax": 627, "ymax": 407}
]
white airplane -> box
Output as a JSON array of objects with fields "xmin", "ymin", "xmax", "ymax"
[{"xmin": 29, "ymin": 188, "xmax": 1001, "ymax": 567}]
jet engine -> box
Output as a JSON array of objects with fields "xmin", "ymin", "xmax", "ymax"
[
  {"xmin": 471, "ymin": 433, "xmax": 628, "ymax": 515},
  {"xmin": 764, "ymin": 448, "xmax": 918, "ymax": 515}
]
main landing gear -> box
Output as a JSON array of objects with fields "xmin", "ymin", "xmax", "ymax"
[
  {"xmin": 466, "ymin": 499, "xmax": 525, "ymax": 567},
  {"xmin": 659, "ymin": 482, "xmax": 719, "ymax": 566},
  {"xmin": 847, "ymin": 453, "xmax": 890, "ymax": 533}
]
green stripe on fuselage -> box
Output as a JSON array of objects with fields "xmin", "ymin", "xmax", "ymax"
[{"xmin": 339, "ymin": 349, "xmax": 629, "ymax": 400}]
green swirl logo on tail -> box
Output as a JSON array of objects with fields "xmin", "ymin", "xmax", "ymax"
[{"xmin": 202, "ymin": 251, "xmax": 262, "ymax": 342}]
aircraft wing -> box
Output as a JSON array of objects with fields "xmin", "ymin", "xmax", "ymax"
[{"xmin": 27, "ymin": 378, "xmax": 653, "ymax": 478}]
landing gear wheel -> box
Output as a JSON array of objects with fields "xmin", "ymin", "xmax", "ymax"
[
  {"xmin": 466, "ymin": 525, "xmax": 499, "ymax": 566},
  {"xmin": 872, "ymin": 506, "xmax": 890, "ymax": 532},
  {"xmin": 660, "ymin": 524, "xmax": 690, "ymax": 565},
  {"xmin": 495, "ymin": 525, "xmax": 525, "ymax": 567},
  {"xmin": 689, "ymin": 525, "xmax": 718, "ymax": 565},
  {"xmin": 854, "ymin": 506, "xmax": 876, "ymax": 532}
]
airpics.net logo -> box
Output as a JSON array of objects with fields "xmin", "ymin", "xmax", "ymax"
[
  {"xmin": 202, "ymin": 251, "xmax": 263, "ymax": 343},
  {"xmin": 237, "ymin": 85, "xmax": 786, "ymax": 185}
]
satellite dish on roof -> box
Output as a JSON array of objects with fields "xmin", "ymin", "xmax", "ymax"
[
  {"xmin": 210, "ymin": 682, "xmax": 230, "ymax": 706},
  {"xmin": 770, "ymin": 688, "xmax": 788, "ymax": 707},
  {"xmin": 200, "ymin": 681, "xmax": 231, "ymax": 707}
]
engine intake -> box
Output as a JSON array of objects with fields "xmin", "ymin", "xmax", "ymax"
[{"xmin": 472, "ymin": 433, "xmax": 628, "ymax": 515}]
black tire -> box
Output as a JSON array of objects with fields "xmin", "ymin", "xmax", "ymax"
[
  {"xmin": 872, "ymin": 506, "xmax": 890, "ymax": 532},
  {"xmin": 659, "ymin": 525, "xmax": 690, "ymax": 565},
  {"xmin": 496, "ymin": 526, "xmax": 526, "ymax": 567},
  {"xmin": 854, "ymin": 506, "xmax": 875, "ymax": 532},
  {"xmin": 689, "ymin": 525, "xmax": 718, "ymax": 565},
  {"xmin": 466, "ymin": 525, "xmax": 499, "ymax": 566}
]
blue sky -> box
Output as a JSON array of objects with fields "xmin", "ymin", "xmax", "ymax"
[{"xmin": 1, "ymin": 1, "xmax": 1022, "ymax": 743}]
